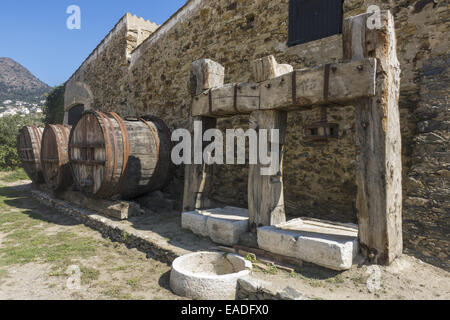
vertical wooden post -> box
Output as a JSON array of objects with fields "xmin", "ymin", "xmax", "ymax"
[
  {"xmin": 183, "ymin": 59, "xmax": 224, "ymax": 212},
  {"xmin": 248, "ymin": 56, "xmax": 289, "ymax": 232},
  {"xmin": 343, "ymin": 11, "xmax": 403, "ymax": 265},
  {"xmin": 248, "ymin": 110, "xmax": 287, "ymax": 232}
]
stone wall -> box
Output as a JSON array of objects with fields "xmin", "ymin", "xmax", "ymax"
[{"xmin": 64, "ymin": 0, "xmax": 449, "ymax": 269}]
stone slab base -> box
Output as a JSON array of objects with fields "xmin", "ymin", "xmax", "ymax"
[
  {"xmin": 182, "ymin": 207, "xmax": 249, "ymax": 246},
  {"xmin": 257, "ymin": 218, "xmax": 359, "ymax": 271},
  {"xmin": 51, "ymin": 188, "xmax": 143, "ymax": 220}
]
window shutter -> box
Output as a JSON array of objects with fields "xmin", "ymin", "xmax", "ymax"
[{"xmin": 288, "ymin": 0, "xmax": 343, "ymax": 47}]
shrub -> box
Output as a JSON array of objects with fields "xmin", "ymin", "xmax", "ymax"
[{"xmin": 43, "ymin": 85, "xmax": 65, "ymax": 125}]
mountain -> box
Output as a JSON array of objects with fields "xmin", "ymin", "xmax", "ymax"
[{"xmin": 0, "ymin": 57, "xmax": 51, "ymax": 103}]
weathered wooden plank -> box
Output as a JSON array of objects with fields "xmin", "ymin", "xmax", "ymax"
[
  {"xmin": 343, "ymin": 11, "xmax": 403, "ymax": 265},
  {"xmin": 184, "ymin": 59, "xmax": 223, "ymax": 211},
  {"xmin": 259, "ymin": 71, "xmax": 294, "ymax": 111},
  {"xmin": 210, "ymin": 82, "xmax": 260, "ymax": 116},
  {"xmin": 182, "ymin": 116, "xmax": 217, "ymax": 211},
  {"xmin": 248, "ymin": 110, "xmax": 287, "ymax": 232},
  {"xmin": 192, "ymin": 58, "xmax": 376, "ymax": 117},
  {"xmin": 191, "ymin": 90, "xmax": 211, "ymax": 117},
  {"xmin": 252, "ymin": 55, "xmax": 293, "ymax": 83},
  {"xmin": 260, "ymin": 58, "xmax": 377, "ymax": 110},
  {"xmin": 189, "ymin": 59, "xmax": 225, "ymax": 96}
]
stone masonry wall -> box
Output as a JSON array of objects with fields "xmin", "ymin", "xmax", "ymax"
[{"xmin": 64, "ymin": 0, "xmax": 449, "ymax": 269}]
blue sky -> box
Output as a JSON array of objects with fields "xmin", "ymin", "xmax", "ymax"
[{"xmin": 0, "ymin": 0, "xmax": 185, "ymax": 87}]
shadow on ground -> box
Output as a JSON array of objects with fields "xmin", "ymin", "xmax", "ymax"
[{"xmin": 0, "ymin": 183, "xmax": 80, "ymax": 227}]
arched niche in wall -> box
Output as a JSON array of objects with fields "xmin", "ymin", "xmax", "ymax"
[{"xmin": 67, "ymin": 104, "xmax": 85, "ymax": 126}]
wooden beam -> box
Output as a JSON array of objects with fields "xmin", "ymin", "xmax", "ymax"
[
  {"xmin": 248, "ymin": 110, "xmax": 287, "ymax": 232},
  {"xmin": 184, "ymin": 59, "xmax": 223, "ymax": 211},
  {"xmin": 252, "ymin": 55, "xmax": 293, "ymax": 83},
  {"xmin": 182, "ymin": 116, "xmax": 217, "ymax": 212},
  {"xmin": 343, "ymin": 11, "xmax": 403, "ymax": 265},
  {"xmin": 189, "ymin": 59, "xmax": 224, "ymax": 96},
  {"xmin": 191, "ymin": 58, "xmax": 376, "ymax": 117},
  {"xmin": 260, "ymin": 58, "xmax": 376, "ymax": 110}
]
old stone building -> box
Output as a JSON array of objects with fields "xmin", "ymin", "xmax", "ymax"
[{"xmin": 64, "ymin": 1, "xmax": 449, "ymax": 270}]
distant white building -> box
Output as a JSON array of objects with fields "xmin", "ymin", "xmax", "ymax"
[{"xmin": 3, "ymin": 100, "xmax": 12, "ymax": 105}]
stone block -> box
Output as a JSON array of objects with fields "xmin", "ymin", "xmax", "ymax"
[
  {"xmin": 182, "ymin": 207, "xmax": 249, "ymax": 246},
  {"xmin": 257, "ymin": 218, "xmax": 359, "ymax": 271},
  {"xmin": 181, "ymin": 210, "xmax": 209, "ymax": 237},
  {"xmin": 277, "ymin": 287, "xmax": 306, "ymax": 300},
  {"xmin": 57, "ymin": 190, "xmax": 143, "ymax": 220}
]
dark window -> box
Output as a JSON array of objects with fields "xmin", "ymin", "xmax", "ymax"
[
  {"xmin": 288, "ymin": 0, "xmax": 343, "ymax": 47},
  {"xmin": 68, "ymin": 104, "xmax": 84, "ymax": 126}
]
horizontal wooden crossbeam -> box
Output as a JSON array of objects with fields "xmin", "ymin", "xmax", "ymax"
[{"xmin": 192, "ymin": 58, "xmax": 376, "ymax": 118}]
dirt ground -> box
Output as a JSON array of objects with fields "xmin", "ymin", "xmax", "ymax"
[
  {"xmin": 0, "ymin": 172, "xmax": 182, "ymax": 300},
  {"xmin": 0, "ymin": 170, "xmax": 449, "ymax": 300},
  {"xmin": 251, "ymin": 254, "xmax": 449, "ymax": 300}
]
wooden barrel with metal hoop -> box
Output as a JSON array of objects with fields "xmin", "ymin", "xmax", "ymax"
[
  {"xmin": 17, "ymin": 126, "xmax": 45, "ymax": 183},
  {"xmin": 68, "ymin": 111, "xmax": 173, "ymax": 199},
  {"xmin": 40, "ymin": 124, "xmax": 73, "ymax": 191}
]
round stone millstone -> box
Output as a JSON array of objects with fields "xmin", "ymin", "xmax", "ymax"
[{"xmin": 170, "ymin": 252, "xmax": 252, "ymax": 300}]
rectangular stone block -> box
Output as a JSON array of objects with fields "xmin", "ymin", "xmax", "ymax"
[
  {"xmin": 58, "ymin": 190, "xmax": 142, "ymax": 220},
  {"xmin": 257, "ymin": 218, "xmax": 359, "ymax": 271},
  {"xmin": 182, "ymin": 207, "xmax": 249, "ymax": 246},
  {"xmin": 181, "ymin": 210, "xmax": 209, "ymax": 237}
]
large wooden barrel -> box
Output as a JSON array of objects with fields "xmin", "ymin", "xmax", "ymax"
[
  {"xmin": 41, "ymin": 124, "xmax": 73, "ymax": 191},
  {"xmin": 69, "ymin": 111, "xmax": 173, "ymax": 199},
  {"xmin": 17, "ymin": 126, "xmax": 44, "ymax": 183}
]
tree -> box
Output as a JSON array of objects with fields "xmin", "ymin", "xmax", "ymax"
[{"xmin": 43, "ymin": 85, "xmax": 65, "ymax": 125}]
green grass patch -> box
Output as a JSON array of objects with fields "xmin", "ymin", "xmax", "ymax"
[
  {"xmin": 103, "ymin": 286, "xmax": 134, "ymax": 300},
  {"xmin": 0, "ymin": 230, "xmax": 99, "ymax": 267},
  {"xmin": 326, "ymin": 274, "xmax": 345, "ymax": 285},
  {"xmin": 80, "ymin": 266, "xmax": 100, "ymax": 285},
  {"xmin": 261, "ymin": 264, "xmax": 278, "ymax": 275},
  {"xmin": 1, "ymin": 169, "xmax": 29, "ymax": 183},
  {"xmin": 121, "ymin": 230, "xmax": 129, "ymax": 242},
  {"xmin": 309, "ymin": 280, "xmax": 324, "ymax": 288},
  {"xmin": 111, "ymin": 265, "xmax": 127, "ymax": 272},
  {"xmin": 126, "ymin": 278, "xmax": 140, "ymax": 290},
  {"xmin": 0, "ymin": 211, "xmax": 41, "ymax": 233},
  {"xmin": 244, "ymin": 254, "xmax": 257, "ymax": 263},
  {"xmin": 0, "ymin": 268, "xmax": 8, "ymax": 279}
]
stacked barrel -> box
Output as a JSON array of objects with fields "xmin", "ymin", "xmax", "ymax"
[{"xmin": 17, "ymin": 111, "xmax": 173, "ymax": 200}]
